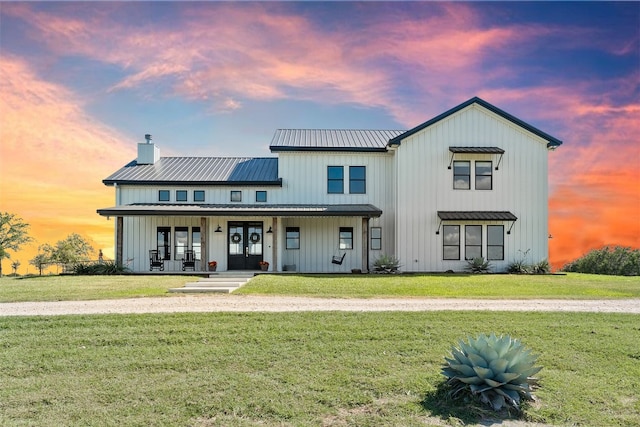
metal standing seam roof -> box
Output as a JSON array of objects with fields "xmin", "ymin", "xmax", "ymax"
[
  {"xmin": 449, "ymin": 146, "xmax": 505, "ymax": 154},
  {"xmin": 269, "ymin": 129, "xmax": 406, "ymax": 152},
  {"xmin": 97, "ymin": 203, "xmax": 383, "ymax": 218},
  {"xmin": 103, "ymin": 157, "xmax": 280, "ymax": 185},
  {"xmin": 437, "ymin": 211, "xmax": 518, "ymax": 221}
]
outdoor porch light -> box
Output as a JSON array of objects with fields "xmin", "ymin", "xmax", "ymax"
[
  {"xmin": 266, "ymin": 226, "xmax": 273, "ymax": 234},
  {"xmin": 214, "ymin": 225, "xmax": 222, "ymax": 233}
]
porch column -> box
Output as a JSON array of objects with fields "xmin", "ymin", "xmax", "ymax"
[
  {"xmin": 271, "ymin": 217, "xmax": 278, "ymax": 271},
  {"xmin": 116, "ymin": 216, "xmax": 123, "ymax": 267},
  {"xmin": 362, "ymin": 217, "xmax": 369, "ymax": 273},
  {"xmin": 200, "ymin": 217, "xmax": 207, "ymax": 271}
]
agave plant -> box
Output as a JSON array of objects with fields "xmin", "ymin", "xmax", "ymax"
[{"xmin": 442, "ymin": 333, "xmax": 542, "ymax": 411}]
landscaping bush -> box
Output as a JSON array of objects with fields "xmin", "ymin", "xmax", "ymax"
[
  {"xmin": 72, "ymin": 261, "xmax": 129, "ymax": 275},
  {"xmin": 465, "ymin": 257, "xmax": 491, "ymax": 274},
  {"xmin": 561, "ymin": 246, "xmax": 640, "ymax": 276},
  {"xmin": 372, "ymin": 254, "xmax": 401, "ymax": 273}
]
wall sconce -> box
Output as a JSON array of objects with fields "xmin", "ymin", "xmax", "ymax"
[
  {"xmin": 266, "ymin": 226, "xmax": 273, "ymax": 234},
  {"xmin": 548, "ymin": 234, "xmax": 553, "ymax": 239},
  {"xmin": 214, "ymin": 225, "xmax": 222, "ymax": 233}
]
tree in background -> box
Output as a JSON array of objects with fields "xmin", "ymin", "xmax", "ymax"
[
  {"xmin": 0, "ymin": 212, "xmax": 33, "ymax": 277},
  {"xmin": 29, "ymin": 244, "xmax": 56, "ymax": 276},
  {"xmin": 52, "ymin": 233, "xmax": 95, "ymax": 266},
  {"xmin": 561, "ymin": 246, "xmax": 640, "ymax": 276},
  {"xmin": 11, "ymin": 260, "xmax": 21, "ymax": 276}
]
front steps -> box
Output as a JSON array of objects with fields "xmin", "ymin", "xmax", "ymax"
[{"xmin": 168, "ymin": 272, "xmax": 255, "ymax": 294}]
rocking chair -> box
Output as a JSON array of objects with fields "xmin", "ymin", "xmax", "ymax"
[
  {"xmin": 149, "ymin": 250, "xmax": 164, "ymax": 271},
  {"xmin": 181, "ymin": 249, "xmax": 196, "ymax": 271}
]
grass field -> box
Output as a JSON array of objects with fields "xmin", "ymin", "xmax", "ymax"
[
  {"xmin": 1, "ymin": 273, "xmax": 639, "ymax": 303},
  {"xmin": 1, "ymin": 311, "xmax": 638, "ymax": 426}
]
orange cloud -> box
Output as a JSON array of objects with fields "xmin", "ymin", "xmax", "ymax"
[{"xmin": 0, "ymin": 55, "xmax": 134, "ymax": 274}]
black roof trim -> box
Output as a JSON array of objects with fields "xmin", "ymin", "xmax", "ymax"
[
  {"xmin": 388, "ymin": 97, "xmax": 563, "ymax": 148},
  {"xmin": 103, "ymin": 179, "xmax": 283, "ymax": 187},
  {"xmin": 97, "ymin": 203, "xmax": 383, "ymax": 218},
  {"xmin": 269, "ymin": 146, "xmax": 388, "ymax": 153},
  {"xmin": 449, "ymin": 146, "xmax": 505, "ymax": 154},
  {"xmin": 437, "ymin": 211, "xmax": 518, "ymax": 221}
]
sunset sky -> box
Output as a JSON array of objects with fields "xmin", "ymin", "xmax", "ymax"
[{"xmin": 1, "ymin": 2, "xmax": 638, "ymax": 274}]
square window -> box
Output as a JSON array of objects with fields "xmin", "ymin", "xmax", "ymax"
[
  {"xmin": 443, "ymin": 225, "xmax": 460, "ymax": 260},
  {"xmin": 328, "ymin": 166, "xmax": 344, "ymax": 194},
  {"xmin": 176, "ymin": 190, "xmax": 188, "ymax": 202},
  {"xmin": 349, "ymin": 166, "xmax": 366, "ymax": 194},
  {"xmin": 256, "ymin": 191, "xmax": 267, "ymax": 203},
  {"xmin": 193, "ymin": 190, "xmax": 205, "ymax": 202},
  {"xmin": 371, "ymin": 227, "xmax": 382, "ymax": 250},
  {"xmin": 286, "ymin": 227, "xmax": 300, "ymax": 249},
  {"xmin": 475, "ymin": 161, "xmax": 493, "ymax": 190},
  {"xmin": 453, "ymin": 161, "xmax": 470, "ymax": 190},
  {"xmin": 339, "ymin": 227, "xmax": 353, "ymax": 250},
  {"xmin": 158, "ymin": 190, "xmax": 170, "ymax": 202},
  {"xmin": 230, "ymin": 191, "xmax": 242, "ymax": 202}
]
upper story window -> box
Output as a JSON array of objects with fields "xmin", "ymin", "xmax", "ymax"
[
  {"xmin": 443, "ymin": 225, "xmax": 460, "ymax": 260},
  {"xmin": 230, "ymin": 190, "xmax": 242, "ymax": 202},
  {"xmin": 256, "ymin": 191, "xmax": 267, "ymax": 203},
  {"xmin": 349, "ymin": 166, "xmax": 366, "ymax": 194},
  {"xmin": 193, "ymin": 190, "xmax": 205, "ymax": 202},
  {"xmin": 158, "ymin": 190, "xmax": 170, "ymax": 202},
  {"xmin": 370, "ymin": 227, "xmax": 382, "ymax": 250},
  {"xmin": 475, "ymin": 161, "xmax": 493, "ymax": 190},
  {"xmin": 286, "ymin": 227, "xmax": 300, "ymax": 249},
  {"xmin": 453, "ymin": 161, "xmax": 470, "ymax": 190},
  {"xmin": 328, "ymin": 166, "xmax": 344, "ymax": 194},
  {"xmin": 176, "ymin": 190, "xmax": 188, "ymax": 202},
  {"xmin": 339, "ymin": 227, "xmax": 353, "ymax": 250}
]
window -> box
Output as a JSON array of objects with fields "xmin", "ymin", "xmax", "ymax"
[
  {"xmin": 286, "ymin": 227, "xmax": 300, "ymax": 249},
  {"xmin": 475, "ymin": 161, "xmax": 493, "ymax": 190},
  {"xmin": 176, "ymin": 190, "xmax": 188, "ymax": 202},
  {"xmin": 230, "ymin": 190, "xmax": 242, "ymax": 202},
  {"xmin": 443, "ymin": 225, "xmax": 460, "ymax": 260},
  {"xmin": 157, "ymin": 227, "xmax": 171, "ymax": 260},
  {"xmin": 339, "ymin": 227, "xmax": 353, "ymax": 250},
  {"xmin": 192, "ymin": 227, "xmax": 201, "ymax": 260},
  {"xmin": 158, "ymin": 190, "xmax": 170, "ymax": 202},
  {"xmin": 487, "ymin": 225, "xmax": 504, "ymax": 260},
  {"xmin": 328, "ymin": 166, "xmax": 344, "ymax": 194},
  {"xmin": 349, "ymin": 166, "xmax": 366, "ymax": 194},
  {"xmin": 370, "ymin": 227, "xmax": 382, "ymax": 250},
  {"xmin": 256, "ymin": 191, "xmax": 267, "ymax": 203},
  {"xmin": 453, "ymin": 161, "xmax": 470, "ymax": 190},
  {"xmin": 465, "ymin": 225, "xmax": 482, "ymax": 260},
  {"xmin": 175, "ymin": 227, "xmax": 188, "ymax": 259},
  {"xmin": 193, "ymin": 190, "xmax": 205, "ymax": 202}
]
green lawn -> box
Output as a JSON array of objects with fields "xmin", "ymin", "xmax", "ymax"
[
  {"xmin": 1, "ymin": 273, "xmax": 639, "ymax": 303},
  {"xmin": 0, "ymin": 275, "xmax": 200, "ymax": 303},
  {"xmin": 1, "ymin": 311, "xmax": 638, "ymax": 426},
  {"xmin": 237, "ymin": 272, "xmax": 640, "ymax": 299}
]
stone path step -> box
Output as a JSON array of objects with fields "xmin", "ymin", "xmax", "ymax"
[{"xmin": 169, "ymin": 273, "xmax": 255, "ymax": 294}]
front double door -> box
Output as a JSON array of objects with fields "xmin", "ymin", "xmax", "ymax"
[{"xmin": 228, "ymin": 221, "xmax": 263, "ymax": 270}]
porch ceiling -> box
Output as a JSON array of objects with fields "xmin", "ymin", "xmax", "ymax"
[{"xmin": 97, "ymin": 203, "xmax": 383, "ymax": 218}]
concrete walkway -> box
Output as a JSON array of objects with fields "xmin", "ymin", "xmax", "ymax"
[{"xmin": 1, "ymin": 296, "xmax": 639, "ymax": 316}]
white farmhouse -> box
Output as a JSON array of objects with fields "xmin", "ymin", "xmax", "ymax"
[{"xmin": 98, "ymin": 97, "xmax": 562, "ymax": 273}]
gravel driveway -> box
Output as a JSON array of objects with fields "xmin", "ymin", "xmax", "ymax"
[{"xmin": 1, "ymin": 295, "xmax": 639, "ymax": 316}]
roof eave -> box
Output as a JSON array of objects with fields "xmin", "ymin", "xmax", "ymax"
[
  {"xmin": 270, "ymin": 146, "xmax": 388, "ymax": 153},
  {"xmin": 103, "ymin": 179, "xmax": 283, "ymax": 187}
]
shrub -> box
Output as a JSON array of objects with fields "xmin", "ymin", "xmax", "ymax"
[
  {"xmin": 465, "ymin": 257, "xmax": 491, "ymax": 274},
  {"xmin": 372, "ymin": 254, "xmax": 401, "ymax": 273},
  {"xmin": 441, "ymin": 333, "xmax": 542, "ymax": 412},
  {"xmin": 73, "ymin": 261, "xmax": 129, "ymax": 275},
  {"xmin": 562, "ymin": 246, "xmax": 640, "ymax": 276},
  {"xmin": 531, "ymin": 259, "xmax": 551, "ymax": 274}
]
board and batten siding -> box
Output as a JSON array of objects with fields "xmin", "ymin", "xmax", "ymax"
[
  {"xmin": 118, "ymin": 186, "xmax": 285, "ymax": 205},
  {"xmin": 394, "ymin": 104, "xmax": 550, "ymax": 272}
]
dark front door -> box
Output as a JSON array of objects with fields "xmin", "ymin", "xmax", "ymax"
[{"xmin": 228, "ymin": 222, "xmax": 263, "ymax": 270}]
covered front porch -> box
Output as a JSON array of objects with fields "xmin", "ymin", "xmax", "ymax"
[{"xmin": 97, "ymin": 204, "xmax": 382, "ymax": 273}]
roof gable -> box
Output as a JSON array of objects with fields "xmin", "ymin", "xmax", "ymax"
[
  {"xmin": 103, "ymin": 157, "xmax": 280, "ymax": 186},
  {"xmin": 388, "ymin": 97, "xmax": 562, "ymax": 149}
]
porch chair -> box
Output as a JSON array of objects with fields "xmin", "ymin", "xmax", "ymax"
[
  {"xmin": 149, "ymin": 250, "xmax": 164, "ymax": 271},
  {"xmin": 331, "ymin": 252, "xmax": 346, "ymax": 265},
  {"xmin": 181, "ymin": 249, "xmax": 196, "ymax": 271}
]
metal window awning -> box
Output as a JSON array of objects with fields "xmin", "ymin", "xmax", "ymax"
[
  {"xmin": 436, "ymin": 211, "xmax": 518, "ymax": 234},
  {"xmin": 448, "ymin": 146, "xmax": 505, "ymax": 170}
]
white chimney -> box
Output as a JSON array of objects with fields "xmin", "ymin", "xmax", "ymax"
[{"xmin": 137, "ymin": 134, "xmax": 160, "ymax": 164}]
